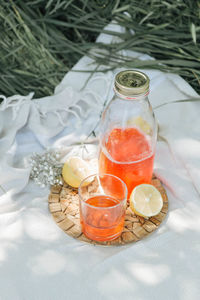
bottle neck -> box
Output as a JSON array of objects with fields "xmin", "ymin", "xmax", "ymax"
[{"xmin": 114, "ymin": 87, "xmax": 149, "ymax": 101}]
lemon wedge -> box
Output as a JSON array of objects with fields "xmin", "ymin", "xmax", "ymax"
[
  {"xmin": 127, "ymin": 116, "xmax": 151, "ymax": 134},
  {"xmin": 62, "ymin": 156, "xmax": 92, "ymax": 188},
  {"xmin": 130, "ymin": 184, "xmax": 163, "ymax": 218}
]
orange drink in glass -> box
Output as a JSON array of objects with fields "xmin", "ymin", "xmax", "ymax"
[{"xmin": 78, "ymin": 174, "xmax": 127, "ymax": 242}]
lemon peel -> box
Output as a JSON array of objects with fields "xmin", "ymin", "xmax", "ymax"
[{"xmin": 127, "ymin": 116, "xmax": 151, "ymax": 134}]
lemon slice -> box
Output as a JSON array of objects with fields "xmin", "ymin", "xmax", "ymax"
[
  {"xmin": 127, "ymin": 116, "xmax": 151, "ymax": 134},
  {"xmin": 62, "ymin": 156, "xmax": 92, "ymax": 188},
  {"xmin": 130, "ymin": 184, "xmax": 163, "ymax": 218}
]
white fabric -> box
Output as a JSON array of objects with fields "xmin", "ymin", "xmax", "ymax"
[{"xmin": 0, "ymin": 23, "xmax": 200, "ymax": 300}]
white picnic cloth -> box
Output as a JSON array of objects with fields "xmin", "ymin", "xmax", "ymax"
[{"xmin": 0, "ymin": 23, "xmax": 200, "ymax": 300}]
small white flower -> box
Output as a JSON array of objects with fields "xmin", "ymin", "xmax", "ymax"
[{"xmin": 29, "ymin": 149, "xmax": 63, "ymax": 188}]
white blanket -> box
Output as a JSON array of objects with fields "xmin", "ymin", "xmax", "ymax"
[{"xmin": 0, "ymin": 23, "xmax": 200, "ymax": 300}]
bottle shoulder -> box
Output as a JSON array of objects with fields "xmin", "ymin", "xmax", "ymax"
[
  {"xmin": 99, "ymin": 94, "xmax": 157, "ymax": 143},
  {"xmin": 103, "ymin": 95, "xmax": 155, "ymax": 120}
]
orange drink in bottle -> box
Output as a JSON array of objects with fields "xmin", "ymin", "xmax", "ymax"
[{"xmin": 99, "ymin": 127, "xmax": 154, "ymax": 198}]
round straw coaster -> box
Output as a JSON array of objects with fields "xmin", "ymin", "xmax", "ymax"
[{"xmin": 48, "ymin": 175, "xmax": 168, "ymax": 246}]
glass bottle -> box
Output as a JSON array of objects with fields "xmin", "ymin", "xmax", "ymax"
[{"xmin": 98, "ymin": 70, "xmax": 157, "ymax": 198}]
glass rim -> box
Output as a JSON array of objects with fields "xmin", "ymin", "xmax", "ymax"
[
  {"xmin": 78, "ymin": 173, "xmax": 128, "ymax": 210},
  {"xmin": 113, "ymin": 87, "xmax": 149, "ymax": 100}
]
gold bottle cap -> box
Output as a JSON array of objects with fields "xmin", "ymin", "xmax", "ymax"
[{"xmin": 115, "ymin": 70, "xmax": 150, "ymax": 97}]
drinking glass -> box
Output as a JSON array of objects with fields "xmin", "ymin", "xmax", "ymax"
[{"xmin": 78, "ymin": 174, "xmax": 127, "ymax": 242}]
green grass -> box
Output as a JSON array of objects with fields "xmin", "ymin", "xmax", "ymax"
[{"xmin": 0, "ymin": 0, "xmax": 199, "ymax": 100}]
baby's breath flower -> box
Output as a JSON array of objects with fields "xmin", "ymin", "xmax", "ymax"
[{"xmin": 29, "ymin": 149, "xmax": 63, "ymax": 187}]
